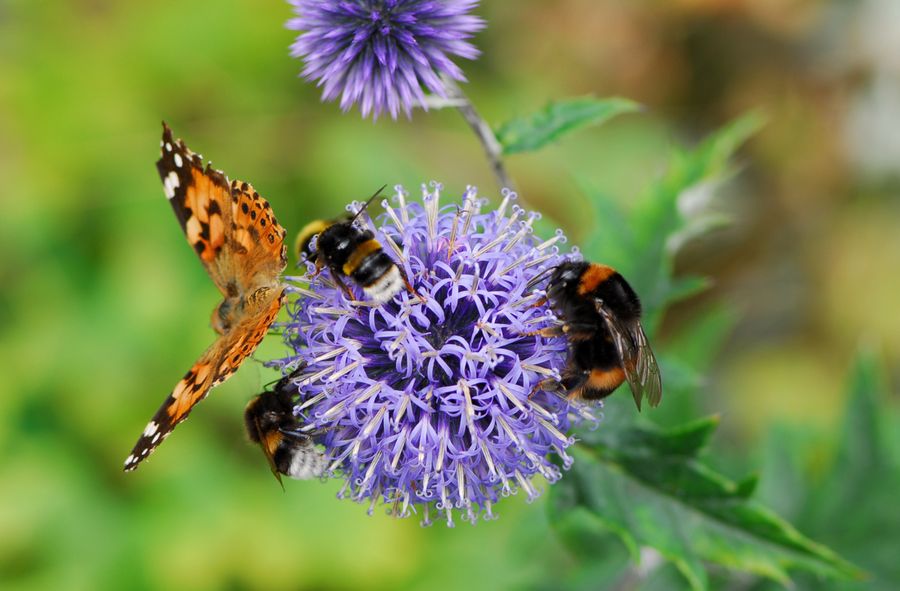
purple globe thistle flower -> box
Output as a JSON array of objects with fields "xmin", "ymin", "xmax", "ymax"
[
  {"xmin": 287, "ymin": 1, "xmax": 484, "ymax": 120},
  {"xmin": 273, "ymin": 184, "xmax": 598, "ymax": 526}
]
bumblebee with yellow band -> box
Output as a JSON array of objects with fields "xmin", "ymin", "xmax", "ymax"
[
  {"xmin": 294, "ymin": 219, "xmax": 332, "ymax": 260},
  {"xmin": 296, "ymin": 186, "xmax": 418, "ymax": 303}
]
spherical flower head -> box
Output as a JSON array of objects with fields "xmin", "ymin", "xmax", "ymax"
[
  {"xmin": 275, "ymin": 184, "xmax": 598, "ymax": 526},
  {"xmin": 287, "ymin": 0, "xmax": 484, "ymax": 120}
]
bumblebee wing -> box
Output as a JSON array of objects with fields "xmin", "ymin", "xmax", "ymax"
[
  {"xmin": 595, "ymin": 301, "xmax": 663, "ymax": 411},
  {"xmin": 625, "ymin": 321, "xmax": 663, "ymax": 409},
  {"xmin": 255, "ymin": 413, "xmax": 285, "ymax": 489}
]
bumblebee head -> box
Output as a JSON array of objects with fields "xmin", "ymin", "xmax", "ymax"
[
  {"xmin": 317, "ymin": 221, "xmax": 372, "ymax": 267},
  {"xmin": 547, "ymin": 261, "xmax": 590, "ymax": 300},
  {"xmin": 294, "ymin": 219, "xmax": 334, "ymax": 261}
]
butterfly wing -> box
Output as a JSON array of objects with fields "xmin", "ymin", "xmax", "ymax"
[
  {"xmin": 157, "ymin": 123, "xmax": 287, "ymax": 290},
  {"xmin": 157, "ymin": 123, "xmax": 235, "ymax": 294},
  {"xmin": 226, "ymin": 178, "xmax": 288, "ymax": 290},
  {"xmin": 124, "ymin": 287, "xmax": 285, "ymax": 471},
  {"xmin": 125, "ymin": 124, "xmax": 289, "ymax": 472},
  {"xmin": 595, "ymin": 301, "xmax": 663, "ymax": 411}
]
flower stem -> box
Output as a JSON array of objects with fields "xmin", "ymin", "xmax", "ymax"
[{"xmin": 440, "ymin": 76, "xmax": 515, "ymax": 192}]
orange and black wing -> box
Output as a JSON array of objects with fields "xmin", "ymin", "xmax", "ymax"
[
  {"xmin": 595, "ymin": 301, "xmax": 663, "ymax": 411},
  {"xmin": 227, "ymin": 178, "xmax": 288, "ymax": 290},
  {"xmin": 157, "ymin": 122, "xmax": 235, "ymax": 293},
  {"xmin": 123, "ymin": 125, "xmax": 289, "ymax": 472},
  {"xmin": 124, "ymin": 288, "xmax": 284, "ymax": 471},
  {"xmin": 156, "ymin": 123, "xmax": 287, "ymax": 293}
]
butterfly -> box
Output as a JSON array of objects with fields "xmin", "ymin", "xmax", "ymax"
[{"xmin": 123, "ymin": 122, "xmax": 287, "ymax": 472}]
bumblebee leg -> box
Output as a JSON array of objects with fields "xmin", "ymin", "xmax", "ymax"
[
  {"xmin": 277, "ymin": 428, "xmax": 312, "ymax": 440},
  {"xmin": 530, "ymin": 295, "xmax": 549, "ymax": 308},
  {"xmin": 400, "ymin": 268, "xmax": 425, "ymax": 302},
  {"xmin": 281, "ymin": 423, "xmax": 337, "ymax": 439},
  {"xmin": 519, "ymin": 322, "xmax": 596, "ymax": 339},
  {"xmin": 519, "ymin": 325, "xmax": 566, "ymax": 339},
  {"xmin": 593, "ymin": 298, "xmax": 612, "ymax": 318},
  {"xmin": 528, "ymin": 378, "xmax": 564, "ymax": 400},
  {"xmin": 331, "ymin": 272, "xmax": 355, "ymax": 301},
  {"xmin": 310, "ymin": 255, "xmax": 325, "ymax": 278}
]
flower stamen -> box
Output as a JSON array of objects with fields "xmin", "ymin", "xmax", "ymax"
[{"xmin": 279, "ymin": 185, "xmax": 585, "ymax": 524}]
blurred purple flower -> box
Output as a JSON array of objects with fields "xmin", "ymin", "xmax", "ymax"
[
  {"xmin": 273, "ymin": 184, "xmax": 597, "ymax": 526},
  {"xmin": 287, "ymin": 0, "xmax": 484, "ymax": 120}
]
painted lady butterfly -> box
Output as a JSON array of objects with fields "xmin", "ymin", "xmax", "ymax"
[{"xmin": 123, "ymin": 123, "xmax": 287, "ymax": 472}]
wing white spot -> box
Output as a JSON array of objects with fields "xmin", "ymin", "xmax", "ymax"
[
  {"xmin": 173, "ymin": 153, "xmax": 183, "ymax": 168},
  {"xmin": 165, "ymin": 142, "xmax": 172, "ymax": 152},
  {"xmin": 143, "ymin": 421, "xmax": 159, "ymax": 438},
  {"xmin": 124, "ymin": 454, "xmax": 135, "ymax": 466},
  {"xmin": 163, "ymin": 171, "xmax": 180, "ymax": 200},
  {"xmin": 151, "ymin": 433, "xmax": 161, "ymax": 444}
]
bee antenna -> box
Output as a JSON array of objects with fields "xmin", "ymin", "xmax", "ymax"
[
  {"xmin": 261, "ymin": 376, "xmax": 281, "ymax": 390},
  {"xmin": 286, "ymin": 361, "xmax": 308, "ymax": 379},
  {"xmin": 351, "ymin": 184, "xmax": 388, "ymax": 223},
  {"xmin": 280, "ymin": 424, "xmax": 337, "ymax": 438},
  {"xmin": 525, "ymin": 266, "xmax": 556, "ymax": 292}
]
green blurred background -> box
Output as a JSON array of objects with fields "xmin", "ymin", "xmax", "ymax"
[{"xmin": 1, "ymin": 1, "xmax": 898, "ymax": 589}]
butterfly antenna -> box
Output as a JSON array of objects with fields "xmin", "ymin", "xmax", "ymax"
[{"xmin": 351, "ymin": 184, "xmax": 388, "ymax": 223}]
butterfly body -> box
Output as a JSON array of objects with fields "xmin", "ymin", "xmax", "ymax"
[{"xmin": 123, "ymin": 123, "xmax": 287, "ymax": 472}]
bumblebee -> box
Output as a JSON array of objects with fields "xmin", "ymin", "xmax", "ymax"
[
  {"xmin": 530, "ymin": 261, "xmax": 662, "ymax": 411},
  {"xmin": 244, "ymin": 368, "xmax": 328, "ymax": 485},
  {"xmin": 295, "ymin": 186, "xmax": 416, "ymax": 303},
  {"xmin": 295, "ymin": 218, "xmax": 334, "ymax": 261}
]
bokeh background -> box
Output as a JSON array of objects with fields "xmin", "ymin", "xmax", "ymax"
[{"xmin": 1, "ymin": 0, "xmax": 898, "ymax": 589}]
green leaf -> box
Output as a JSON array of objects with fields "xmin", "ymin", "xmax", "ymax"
[
  {"xmin": 549, "ymin": 406, "xmax": 864, "ymax": 590},
  {"xmin": 664, "ymin": 302, "xmax": 737, "ymax": 375},
  {"xmin": 665, "ymin": 212, "xmax": 733, "ymax": 258},
  {"xmin": 663, "ymin": 275, "xmax": 714, "ymax": 306},
  {"xmin": 496, "ymin": 96, "xmax": 640, "ymax": 155},
  {"xmin": 831, "ymin": 345, "xmax": 891, "ymax": 489},
  {"xmin": 581, "ymin": 111, "xmax": 765, "ymax": 331},
  {"xmin": 784, "ymin": 345, "xmax": 900, "ymax": 590},
  {"xmin": 580, "ymin": 186, "xmax": 634, "ymax": 279},
  {"xmin": 552, "ymin": 111, "xmax": 865, "ymax": 589}
]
